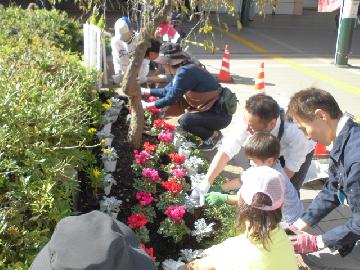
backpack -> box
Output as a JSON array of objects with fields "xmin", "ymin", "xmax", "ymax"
[{"xmin": 219, "ymin": 87, "xmax": 238, "ymax": 115}]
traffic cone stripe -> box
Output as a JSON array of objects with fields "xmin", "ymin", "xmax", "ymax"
[
  {"xmin": 217, "ymin": 44, "xmax": 234, "ymax": 83},
  {"xmin": 254, "ymin": 62, "xmax": 265, "ymax": 91},
  {"xmin": 222, "ymin": 58, "xmax": 230, "ymax": 64}
]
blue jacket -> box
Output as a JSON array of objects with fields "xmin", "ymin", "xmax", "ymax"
[
  {"xmin": 302, "ymin": 118, "xmax": 360, "ymax": 256},
  {"xmin": 150, "ymin": 64, "xmax": 220, "ymax": 108}
]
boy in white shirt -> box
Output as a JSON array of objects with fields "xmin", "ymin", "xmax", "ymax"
[{"xmin": 205, "ymin": 132, "xmax": 303, "ymax": 226}]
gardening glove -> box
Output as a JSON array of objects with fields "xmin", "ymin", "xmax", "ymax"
[
  {"xmin": 141, "ymin": 87, "xmax": 150, "ymax": 96},
  {"xmin": 289, "ymin": 233, "xmax": 320, "ymax": 254},
  {"xmin": 205, "ymin": 192, "xmax": 228, "ymax": 206}
]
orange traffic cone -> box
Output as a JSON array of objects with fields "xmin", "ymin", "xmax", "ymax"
[
  {"xmin": 314, "ymin": 143, "xmax": 329, "ymax": 159},
  {"xmin": 217, "ymin": 44, "xmax": 234, "ymax": 83},
  {"xmin": 254, "ymin": 62, "xmax": 265, "ymax": 91}
]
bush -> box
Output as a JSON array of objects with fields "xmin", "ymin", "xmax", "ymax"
[
  {"xmin": 0, "ymin": 6, "xmax": 83, "ymax": 52},
  {"xmin": 0, "ymin": 7, "xmax": 102, "ymax": 268}
]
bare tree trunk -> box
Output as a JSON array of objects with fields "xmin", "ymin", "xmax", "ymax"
[{"xmin": 122, "ymin": 0, "xmax": 172, "ymax": 148}]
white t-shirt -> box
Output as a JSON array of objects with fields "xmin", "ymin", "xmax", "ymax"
[
  {"xmin": 220, "ymin": 111, "xmax": 316, "ymax": 173},
  {"xmin": 110, "ymin": 33, "xmax": 149, "ymax": 82}
]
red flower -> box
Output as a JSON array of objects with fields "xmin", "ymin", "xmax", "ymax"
[
  {"xmin": 164, "ymin": 122, "xmax": 175, "ymax": 132},
  {"xmin": 143, "ymin": 141, "xmax": 157, "ymax": 152},
  {"xmin": 161, "ymin": 177, "xmax": 183, "ymax": 193},
  {"xmin": 164, "ymin": 205, "xmax": 186, "ymax": 222},
  {"xmin": 128, "ymin": 213, "xmax": 148, "ymax": 229},
  {"xmin": 147, "ymin": 107, "xmax": 161, "ymax": 114},
  {"xmin": 140, "ymin": 243, "xmax": 156, "ymax": 261},
  {"xmin": 168, "ymin": 153, "xmax": 186, "ymax": 165},
  {"xmin": 153, "ymin": 119, "xmax": 166, "ymax": 129}
]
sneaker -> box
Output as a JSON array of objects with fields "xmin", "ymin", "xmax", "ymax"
[{"xmin": 198, "ymin": 131, "xmax": 222, "ymax": 151}]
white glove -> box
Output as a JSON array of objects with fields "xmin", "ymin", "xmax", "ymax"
[
  {"xmin": 190, "ymin": 179, "xmax": 210, "ymax": 206},
  {"xmin": 141, "ymin": 100, "xmax": 149, "ymax": 110},
  {"xmin": 140, "ymin": 87, "xmax": 149, "ymax": 95}
]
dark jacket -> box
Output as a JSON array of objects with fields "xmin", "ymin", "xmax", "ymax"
[
  {"xmin": 302, "ymin": 118, "xmax": 360, "ymax": 256},
  {"xmin": 150, "ymin": 64, "xmax": 220, "ymax": 110}
]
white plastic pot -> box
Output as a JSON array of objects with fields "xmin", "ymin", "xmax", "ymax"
[{"xmin": 103, "ymin": 159, "xmax": 117, "ymax": 172}]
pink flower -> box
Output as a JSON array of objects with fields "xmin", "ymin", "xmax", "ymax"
[
  {"xmin": 158, "ymin": 131, "xmax": 173, "ymax": 143},
  {"xmin": 142, "ymin": 168, "xmax": 160, "ymax": 182},
  {"xmin": 172, "ymin": 168, "xmax": 186, "ymax": 178},
  {"xmin": 147, "ymin": 96, "xmax": 157, "ymax": 102},
  {"xmin": 134, "ymin": 150, "xmax": 151, "ymax": 165},
  {"xmin": 164, "ymin": 205, "xmax": 186, "ymax": 222},
  {"xmin": 136, "ymin": 192, "xmax": 154, "ymax": 206}
]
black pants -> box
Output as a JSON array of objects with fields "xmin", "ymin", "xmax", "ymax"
[{"xmin": 178, "ymin": 105, "xmax": 232, "ymax": 140}]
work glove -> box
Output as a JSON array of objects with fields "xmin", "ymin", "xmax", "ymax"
[
  {"xmin": 289, "ymin": 234, "xmax": 320, "ymax": 254},
  {"xmin": 140, "ymin": 87, "xmax": 149, "ymax": 96},
  {"xmin": 205, "ymin": 192, "xmax": 228, "ymax": 206}
]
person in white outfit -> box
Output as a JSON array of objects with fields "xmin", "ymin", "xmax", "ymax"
[
  {"xmin": 192, "ymin": 93, "xmax": 316, "ymax": 201},
  {"xmin": 111, "ymin": 17, "xmax": 155, "ymax": 84}
]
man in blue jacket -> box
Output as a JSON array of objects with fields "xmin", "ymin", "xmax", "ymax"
[{"xmin": 287, "ymin": 88, "xmax": 360, "ymax": 269}]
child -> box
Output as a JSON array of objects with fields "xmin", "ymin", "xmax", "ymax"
[
  {"xmin": 181, "ymin": 166, "xmax": 298, "ymax": 270},
  {"xmin": 205, "ymin": 131, "xmax": 303, "ymax": 226}
]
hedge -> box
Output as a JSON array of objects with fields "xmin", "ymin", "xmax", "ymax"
[{"xmin": 0, "ymin": 7, "xmax": 102, "ymax": 269}]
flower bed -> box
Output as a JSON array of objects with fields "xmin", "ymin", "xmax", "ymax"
[{"xmin": 101, "ymin": 96, "xmax": 237, "ymax": 268}]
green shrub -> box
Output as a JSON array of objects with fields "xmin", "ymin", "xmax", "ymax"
[
  {"xmin": 0, "ymin": 7, "xmax": 83, "ymax": 52},
  {"xmin": 0, "ymin": 8, "xmax": 102, "ymax": 268}
]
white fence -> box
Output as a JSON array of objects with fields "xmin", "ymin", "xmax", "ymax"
[{"xmin": 83, "ymin": 23, "xmax": 108, "ymax": 86}]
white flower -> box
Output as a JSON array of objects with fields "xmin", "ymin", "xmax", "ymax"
[
  {"xmin": 99, "ymin": 196, "xmax": 122, "ymax": 214},
  {"xmin": 191, "ymin": 218, "xmax": 215, "ymax": 243},
  {"xmin": 179, "ymin": 249, "xmax": 204, "ymax": 262},
  {"xmin": 162, "ymin": 259, "xmax": 185, "ymax": 270},
  {"xmin": 184, "ymin": 156, "xmax": 204, "ymax": 175},
  {"xmin": 190, "ymin": 173, "xmax": 206, "ymax": 190}
]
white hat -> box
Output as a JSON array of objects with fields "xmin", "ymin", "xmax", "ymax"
[
  {"xmin": 114, "ymin": 17, "xmax": 132, "ymax": 41},
  {"xmin": 239, "ymin": 166, "xmax": 285, "ymax": 211}
]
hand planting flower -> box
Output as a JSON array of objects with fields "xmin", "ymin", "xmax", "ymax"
[
  {"xmin": 143, "ymin": 141, "xmax": 157, "ymax": 153},
  {"xmin": 164, "ymin": 205, "xmax": 186, "ymax": 222},
  {"xmin": 169, "ymin": 153, "xmax": 186, "ymax": 165},
  {"xmin": 136, "ymin": 192, "xmax": 154, "ymax": 206},
  {"xmin": 158, "ymin": 131, "xmax": 173, "ymax": 143},
  {"xmin": 142, "ymin": 168, "xmax": 160, "ymax": 182},
  {"xmin": 127, "ymin": 213, "xmax": 148, "ymax": 229}
]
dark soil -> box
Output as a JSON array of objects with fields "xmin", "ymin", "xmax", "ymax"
[{"xmin": 76, "ymin": 94, "xmax": 218, "ymax": 266}]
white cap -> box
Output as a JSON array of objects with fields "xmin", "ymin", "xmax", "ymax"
[{"xmin": 239, "ymin": 166, "xmax": 285, "ymax": 211}]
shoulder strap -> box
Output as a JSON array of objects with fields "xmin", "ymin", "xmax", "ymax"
[{"xmin": 277, "ymin": 109, "xmax": 285, "ymax": 141}]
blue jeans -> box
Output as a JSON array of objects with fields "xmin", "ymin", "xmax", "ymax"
[{"xmin": 178, "ymin": 103, "xmax": 232, "ymax": 140}]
